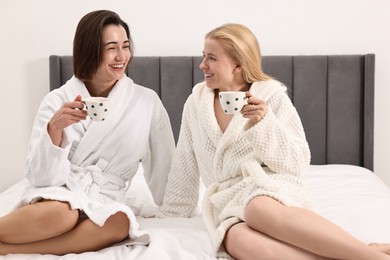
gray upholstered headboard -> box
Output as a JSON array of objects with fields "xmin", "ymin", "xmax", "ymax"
[{"xmin": 49, "ymin": 54, "xmax": 375, "ymax": 170}]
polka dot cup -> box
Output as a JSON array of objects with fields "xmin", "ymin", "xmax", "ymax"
[
  {"xmin": 82, "ymin": 97, "xmax": 111, "ymax": 122},
  {"xmin": 219, "ymin": 91, "xmax": 248, "ymax": 115}
]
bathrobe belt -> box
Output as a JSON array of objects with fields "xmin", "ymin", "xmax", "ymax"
[{"xmin": 69, "ymin": 159, "xmax": 127, "ymax": 207}]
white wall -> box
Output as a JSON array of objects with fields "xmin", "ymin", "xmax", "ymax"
[{"xmin": 1, "ymin": 0, "xmax": 389, "ymax": 192}]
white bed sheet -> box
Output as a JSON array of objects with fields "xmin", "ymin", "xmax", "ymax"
[
  {"xmin": 1, "ymin": 164, "xmax": 390, "ymax": 259},
  {"xmin": 304, "ymin": 164, "xmax": 390, "ymax": 244}
]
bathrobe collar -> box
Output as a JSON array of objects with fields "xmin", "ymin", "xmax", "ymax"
[{"xmin": 61, "ymin": 76, "xmax": 135, "ymax": 166}]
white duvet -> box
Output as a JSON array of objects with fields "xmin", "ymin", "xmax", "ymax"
[{"xmin": 1, "ymin": 164, "xmax": 390, "ymax": 259}]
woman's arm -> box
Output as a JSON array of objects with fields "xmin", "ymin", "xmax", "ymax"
[
  {"xmin": 25, "ymin": 93, "xmax": 85, "ymax": 187},
  {"xmin": 157, "ymin": 98, "xmax": 201, "ymax": 217},
  {"xmin": 47, "ymin": 95, "xmax": 85, "ymax": 146},
  {"xmin": 141, "ymin": 101, "xmax": 176, "ymax": 206},
  {"xmin": 243, "ymin": 91, "xmax": 311, "ymax": 175}
]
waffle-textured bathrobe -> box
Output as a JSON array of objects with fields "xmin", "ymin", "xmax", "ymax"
[
  {"xmin": 159, "ymin": 79, "xmax": 312, "ymax": 259},
  {"xmin": 18, "ymin": 76, "xmax": 175, "ymax": 244}
]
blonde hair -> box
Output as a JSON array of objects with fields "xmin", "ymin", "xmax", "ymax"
[{"xmin": 205, "ymin": 23, "xmax": 271, "ymax": 83}]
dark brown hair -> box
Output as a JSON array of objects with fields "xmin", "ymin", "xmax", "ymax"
[{"xmin": 73, "ymin": 10, "xmax": 133, "ymax": 81}]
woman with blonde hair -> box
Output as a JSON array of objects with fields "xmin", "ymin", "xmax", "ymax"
[{"xmin": 158, "ymin": 23, "xmax": 390, "ymax": 259}]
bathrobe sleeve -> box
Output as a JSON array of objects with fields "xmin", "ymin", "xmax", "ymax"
[
  {"xmin": 25, "ymin": 91, "xmax": 73, "ymax": 187},
  {"xmin": 140, "ymin": 95, "xmax": 176, "ymax": 206},
  {"xmin": 243, "ymin": 90, "xmax": 311, "ymax": 176},
  {"xmin": 157, "ymin": 97, "xmax": 201, "ymax": 217}
]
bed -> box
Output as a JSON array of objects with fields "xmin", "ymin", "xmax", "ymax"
[{"xmin": 2, "ymin": 54, "xmax": 390, "ymax": 259}]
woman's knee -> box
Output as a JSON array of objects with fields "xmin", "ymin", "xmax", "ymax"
[
  {"xmin": 102, "ymin": 212, "xmax": 130, "ymax": 243},
  {"xmin": 244, "ymin": 196, "xmax": 283, "ymax": 231},
  {"xmin": 35, "ymin": 200, "xmax": 79, "ymax": 233},
  {"xmin": 224, "ymin": 222, "xmax": 278, "ymax": 260},
  {"xmin": 224, "ymin": 223, "xmax": 253, "ymax": 258}
]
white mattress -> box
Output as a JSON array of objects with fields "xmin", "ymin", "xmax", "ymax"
[
  {"xmin": 1, "ymin": 164, "xmax": 390, "ymax": 259},
  {"xmin": 304, "ymin": 165, "xmax": 390, "ymax": 244}
]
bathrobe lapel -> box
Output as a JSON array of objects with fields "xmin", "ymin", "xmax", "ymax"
[
  {"xmin": 70, "ymin": 77, "xmax": 134, "ymax": 166},
  {"xmin": 213, "ymin": 80, "xmax": 286, "ymax": 173},
  {"xmin": 195, "ymin": 83, "xmax": 223, "ymax": 146}
]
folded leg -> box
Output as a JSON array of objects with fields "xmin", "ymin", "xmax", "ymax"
[
  {"xmin": 0, "ymin": 200, "xmax": 79, "ymax": 244},
  {"xmin": 224, "ymin": 222, "xmax": 331, "ymax": 260},
  {"xmin": 244, "ymin": 196, "xmax": 390, "ymax": 260},
  {"xmin": 0, "ymin": 212, "xmax": 129, "ymax": 255}
]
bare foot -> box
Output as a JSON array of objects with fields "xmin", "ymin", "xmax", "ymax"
[{"xmin": 369, "ymin": 243, "xmax": 390, "ymax": 255}]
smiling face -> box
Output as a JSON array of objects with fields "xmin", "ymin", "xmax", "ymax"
[
  {"xmin": 199, "ymin": 38, "xmax": 245, "ymax": 91},
  {"xmin": 92, "ymin": 24, "xmax": 131, "ymax": 87}
]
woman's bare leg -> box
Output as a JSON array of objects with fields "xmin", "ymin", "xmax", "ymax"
[
  {"xmin": 244, "ymin": 196, "xmax": 390, "ymax": 260},
  {"xmin": 0, "ymin": 212, "xmax": 129, "ymax": 255},
  {"xmin": 224, "ymin": 222, "xmax": 332, "ymax": 260},
  {"xmin": 369, "ymin": 243, "xmax": 390, "ymax": 255},
  {"xmin": 0, "ymin": 200, "xmax": 79, "ymax": 243}
]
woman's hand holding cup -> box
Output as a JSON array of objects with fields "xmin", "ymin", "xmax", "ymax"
[
  {"xmin": 48, "ymin": 95, "xmax": 87, "ymax": 146},
  {"xmin": 241, "ymin": 91, "xmax": 268, "ymax": 125},
  {"xmin": 219, "ymin": 91, "xmax": 267, "ymax": 126}
]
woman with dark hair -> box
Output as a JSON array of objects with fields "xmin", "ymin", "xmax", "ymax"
[{"xmin": 0, "ymin": 10, "xmax": 174, "ymax": 255}]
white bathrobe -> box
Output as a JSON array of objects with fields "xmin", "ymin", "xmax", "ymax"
[
  {"xmin": 18, "ymin": 75, "xmax": 175, "ymax": 244},
  {"xmin": 159, "ymin": 79, "xmax": 312, "ymax": 259}
]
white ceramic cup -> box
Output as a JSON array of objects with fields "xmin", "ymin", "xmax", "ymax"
[
  {"xmin": 219, "ymin": 91, "xmax": 248, "ymax": 115},
  {"xmin": 82, "ymin": 97, "xmax": 111, "ymax": 122}
]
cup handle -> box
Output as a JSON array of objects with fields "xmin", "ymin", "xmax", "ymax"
[{"xmin": 76, "ymin": 100, "xmax": 87, "ymax": 111}]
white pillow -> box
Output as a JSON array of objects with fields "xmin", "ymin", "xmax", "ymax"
[{"xmin": 125, "ymin": 165, "xmax": 158, "ymax": 217}]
